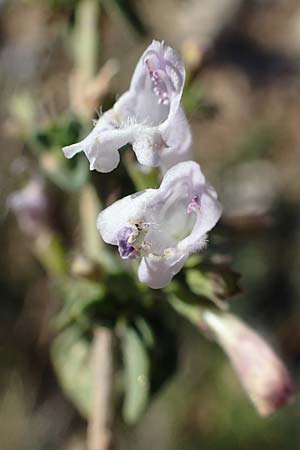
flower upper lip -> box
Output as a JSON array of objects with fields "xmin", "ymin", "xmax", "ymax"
[
  {"xmin": 143, "ymin": 42, "xmax": 184, "ymax": 105},
  {"xmin": 62, "ymin": 40, "xmax": 192, "ymax": 174}
]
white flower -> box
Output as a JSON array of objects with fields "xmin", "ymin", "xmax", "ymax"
[
  {"xmin": 97, "ymin": 161, "xmax": 222, "ymax": 289},
  {"xmin": 203, "ymin": 310, "xmax": 294, "ymax": 416},
  {"xmin": 63, "ymin": 40, "xmax": 192, "ymax": 173}
]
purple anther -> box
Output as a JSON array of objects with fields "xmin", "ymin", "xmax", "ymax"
[{"xmin": 117, "ymin": 226, "xmax": 140, "ymax": 260}]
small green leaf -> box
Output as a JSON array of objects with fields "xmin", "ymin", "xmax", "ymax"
[
  {"xmin": 29, "ymin": 116, "xmax": 89, "ymax": 192},
  {"xmin": 54, "ymin": 277, "xmax": 105, "ymax": 330},
  {"xmin": 186, "ymin": 269, "xmax": 215, "ymax": 299},
  {"xmin": 41, "ymin": 153, "xmax": 89, "ymax": 192},
  {"xmin": 185, "ymin": 264, "xmax": 241, "ymax": 310},
  {"xmin": 168, "ymin": 294, "xmax": 201, "ymax": 326},
  {"xmin": 135, "ymin": 318, "xmax": 155, "ymax": 350},
  {"xmin": 51, "ymin": 326, "xmax": 92, "ymax": 418},
  {"xmin": 124, "ymin": 154, "xmax": 159, "ymax": 191},
  {"xmin": 31, "ymin": 116, "xmax": 83, "ymax": 152},
  {"xmin": 122, "ymin": 326, "xmax": 150, "ymax": 424}
]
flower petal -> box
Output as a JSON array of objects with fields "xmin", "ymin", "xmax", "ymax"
[
  {"xmin": 178, "ymin": 184, "xmax": 222, "ymax": 253},
  {"xmin": 97, "ymin": 189, "xmax": 156, "ymax": 244},
  {"xmin": 63, "ymin": 142, "xmax": 82, "ymax": 159},
  {"xmin": 159, "ymin": 107, "xmax": 192, "ymax": 172},
  {"xmin": 162, "ymin": 43, "xmax": 185, "ymax": 117},
  {"xmin": 138, "ymin": 252, "xmax": 188, "ymax": 289},
  {"xmin": 63, "ymin": 111, "xmax": 133, "ymax": 173},
  {"xmin": 63, "ymin": 41, "xmax": 189, "ymax": 172},
  {"xmin": 131, "ymin": 126, "xmax": 163, "ymax": 167},
  {"xmin": 159, "ymin": 160, "xmax": 205, "ymax": 194},
  {"xmin": 130, "ymin": 40, "xmax": 185, "ymax": 124}
]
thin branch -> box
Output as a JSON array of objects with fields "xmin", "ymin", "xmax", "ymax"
[{"xmin": 87, "ymin": 327, "xmax": 114, "ymax": 450}]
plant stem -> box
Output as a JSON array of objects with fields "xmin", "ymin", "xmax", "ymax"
[
  {"xmin": 87, "ymin": 327, "xmax": 114, "ymax": 450},
  {"xmin": 73, "ymin": 0, "xmax": 100, "ymax": 81}
]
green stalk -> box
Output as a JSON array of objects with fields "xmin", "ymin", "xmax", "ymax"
[{"xmin": 73, "ymin": 0, "xmax": 101, "ymax": 81}]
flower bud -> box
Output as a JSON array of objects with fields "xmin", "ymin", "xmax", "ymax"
[{"xmin": 202, "ymin": 310, "xmax": 293, "ymax": 416}]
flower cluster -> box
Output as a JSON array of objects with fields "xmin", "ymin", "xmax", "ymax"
[
  {"xmin": 61, "ymin": 39, "xmax": 293, "ymax": 416},
  {"xmin": 63, "ymin": 40, "xmax": 222, "ymax": 288}
]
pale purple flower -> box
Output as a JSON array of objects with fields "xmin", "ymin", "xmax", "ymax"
[
  {"xmin": 7, "ymin": 177, "xmax": 49, "ymax": 236},
  {"xmin": 203, "ymin": 310, "xmax": 294, "ymax": 416},
  {"xmin": 63, "ymin": 40, "xmax": 192, "ymax": 173},
  {"xmin": 97, "ymin": 161, "xmax": 222, "ymax": 289}
]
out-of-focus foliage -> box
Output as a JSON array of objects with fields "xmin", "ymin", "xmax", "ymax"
[
  {"xmin": 1, "ymin": 0, "xmax": 300, "ymax": 450},
  {"xmin": 121, "ymin": 326, "xmax": 150, "ymax": 424},
  {"xmin": 51, "ymin": 325, "xmax": 93, "ymax": 418}
]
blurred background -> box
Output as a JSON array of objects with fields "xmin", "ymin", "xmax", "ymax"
[{"xmin": 1, "ymin": 0, "xmax": 300, "ymax": 449}]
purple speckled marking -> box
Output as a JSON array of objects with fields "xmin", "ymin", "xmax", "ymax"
[
  {"xmin": 143, "ymin": 43, "xmax": 182, "ymax": 106},
  {"xmin": 187, "ymin": 195, "xmax": 201, "ymax": 214}
]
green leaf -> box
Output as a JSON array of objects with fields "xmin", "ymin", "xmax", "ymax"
[
  {"xmin": 184, "ymin": 254, "xmax": 204, "ymax": 268},
  {"xmin": 135, "ymin": 318, "xmax": 155, "ymax": 350},
  {"xmin": 54, "ymin": 277, "xmax": 105, "ymax": 330},
  {"xmin": 122, "ymin": 326, "xmax": 150, "ymax": 424},
  {"xmin": 40, "ymin": 152, "xmax": 89, "ymax": 192},
  {"xmin": 29, "ymin": 116, "xmax": 89, "ymax": 192},
  {"xmin": 185, "ymin": 263, "xmax": 241, "ymax": 310},
  {"xmin": 168, "ymin": 294, "xmax": 201, "ymax": 326},
  {"xmin": 51, "ymin": 326, "xmax": 92, "ymax": 418},
  {"xmin": 124, "ymin": 155, "xmax": 159, "ymax": 191},
  {"xmin": 186, "ymin": 269, "xmax": 215, "ymax": 300},
  {"xmin": 31, "ymin": 116, "xmax": 83, "ymax": 152}
]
